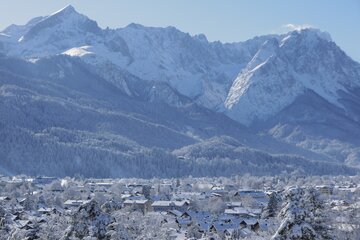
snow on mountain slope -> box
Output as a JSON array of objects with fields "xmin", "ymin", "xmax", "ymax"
[
  {"xmin": 260, "ymin": 90, "xmax": 360, "ymax": 167},
  {"xmin": 4, "ymin": 5, "xmax": 358, "ymax": 124},
  {"xmin": 63, "ymin": 45, "xmax": 94, "ymax": 57},
  {"xmin": 221, "ymin": 29, "xmax": 360, "ymax": 165},
  {"xmin": 2, "ymin": 54, "xmax": 341, "ymax": 177},
  {"xmin": 225, "ymin": 29, "xmax": 360, "ymax": 125},
  {"xmin": 114, "ymin": 24, "xmax": 244, "ymax": 101},
  {"xmin": 1, "ymin": 16, "xmax": 45, "ymax": 41},
  {"xmin": 5, "ymin": 5, "xmax": 102, "ymax": 58},
  {"xmin": 0, "ymin": 5, "xmax": 256, "ymax": 110},
  {"xmin": 173, "ymin": 136, "xmax": 357, "ymax": 176},
  {"xmin": 225, "ymin": 39, "xmax": 304, "ymax": 125},
  {"xmin": 2, "ymin": 5, "xmax": 360, "ymax": 170}
]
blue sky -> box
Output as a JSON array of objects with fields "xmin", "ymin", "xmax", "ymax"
[{"xmin": 1, "ymin": 0, "xmax": 359, "ymax": 61}]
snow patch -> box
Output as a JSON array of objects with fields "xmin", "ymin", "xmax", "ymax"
[{"xmin": 62, "ymin": 46, "xmax": 94, "ymax": 57}]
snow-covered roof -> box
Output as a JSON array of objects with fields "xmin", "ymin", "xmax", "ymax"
[
  {"xmin": 168, "ymin": 209, "xmax": 183, "ymax": 217},
  {"xmin": 225, "ymin": 207, "xmax": 262, "ymax": 216},
  {"xmin": 241, "ymin": 218, "xmax": 258, "ymax": 225},
  {"xmin": 235, "ymin": 190, "xmax": 267, "ymax": 198},
  {"xmin": 123, "ymin": 199, "xmax": 148, "ymax": 205},
  {"xmin": 227, "ymin": 201, "xmax": 242, "ymax": 207},
  {"xmin": 152, "ymin": 200, "xmax": 189, "ymax": 207},
  {"xmin": 64, "ymin": 199, "xmax": 90, "ymax": 206}
]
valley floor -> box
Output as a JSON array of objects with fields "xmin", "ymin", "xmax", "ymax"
[{"xmin": 0, "ymin": 174, "xmax": 359, "ymax": 239}]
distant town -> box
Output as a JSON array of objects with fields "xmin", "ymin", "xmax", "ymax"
[{"xmin": 0, "ymin": 174, "xmax": 358, "ymax": 239}]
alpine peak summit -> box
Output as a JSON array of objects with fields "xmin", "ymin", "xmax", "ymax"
[
  {"xmin": 225, "ymin": 28, "xmax": 360, "ymax": 125},
  {"xmin": 1, "ymin": 4, "xmax": 101, "ymax": 57},
  {"xmin": 51, "ymin": 4, "xmax": 77, "ymax": 16}
]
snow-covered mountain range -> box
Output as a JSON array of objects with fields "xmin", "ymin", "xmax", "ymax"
[{"xmin": 1, "ymin": 5, "xmax": 360, "ymax": 176}]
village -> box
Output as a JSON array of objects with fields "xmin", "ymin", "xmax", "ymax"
[{"xmin": 0, "ymin": 174, "xmax": 359, "ymax": 239}]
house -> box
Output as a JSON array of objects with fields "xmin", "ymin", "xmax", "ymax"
[
  {"xmin": 240, "ymin": 220, "xmax": 247, "ymax": 229},
  {"xmin": 210, "ymin": 222, "xmax": 236, "ymax": 234},
  {"xmin": 37, "ymin": 218, "xmax": 47, "ymax": 224},
  {"xmin": 0, "ymin": 196, "xmax": 10, "ymax": 201},
  {"xmin": 127, "ymin": 184, "xmax": 144, "ymax": 188},
  {"xmin": 101, "ymin": 199, "xmax": 122, "ymax": 213},
  {"xmin": 224, "ymin": 228, "xmax": 235, "ymax": 238},
  {"xmin": 234, "ymin": 190, "xmax": 267, "ymax": 198},
  {"xmin": 167, "ymin": 209, "xmax": 183, "ymax": 218},
  {"xmin": 183, "ymin": 211, "xmax": 213, "ymax": 233},
  {"xmin": 181, "ymin": 212, "xmax": 191, "ymax": 218},
  {"xmin": 240, "ymin": 218, "xmax": 259, "ymax": 231},
  {"xmin": 211, "ymin": 186, "xmax": 224, "ymax": 191},
  {"xmin": 185, "ymin": 210, "xmax": 211, "ymax": 222},
  {"xmin": 64, "ymin": 200, "xmax": 90, "ymax": 208},
  {"xmin": 10, "ymin": 204, "xmax": 24, "ymax": 212},
  {"xmin": 67, "ymin": 185, "xmax": 85, "ymax": 193},
  {"xmin": 218, "ymin": 213, "xmax": 237, "ymax": 223},
  {"xmin": 316, "ymin": 185, "xmax": 334, "ymax": 195},
  {"xmin": 94, "ymin": 182, "xmax": 114, "ymax": 188},
  {"xmin": 250, "ymin": 221, "xmax": 260, "ymax": 231},
  {"xmin": 120, "ymin": 194, "xmax": 132, "ymax": 200},
  {"xmin": 234, "ymin": 190, "xmax": 268, "ymax": 202},
  {"xmin": 0, "ymin": 178, "xmax": 24, "ymax": 188},
  {"xmin": 32, "ymin": 176, "xmax": 57, "ymax": 185},
  {"xmin": 172, "ymin": 192, "xmax": 203, "ymax": 201},
  {"xmin": 15, "ymin": 220, "xmax": 35, "ymax": 230},
  {"xmin": 17, "ymin": 198, "xmax": 27, "ymax": 206},
  {"xmin": 152, "ymin": 200, "xmax": 190, "ymax": 212},
  {"xmin": 240, "ymin": 228, "xmax": 252, "ymax": 238},
  {"xmin": 176, "ymin": 218, "xmax": 192, "ymax": 227},
  {"xmin": 123, "ymin": 199, "xmax": 150, "ymax": 213},
  {"xmin": 49, "ymin": 184, "xmax": 64, "ymax": 192},
  {"xmin": 234, "ymin": 190, "xmax": 269, "ymax": 207},
  {"xmin": 87, "ymin": 182, "xmax": 114, "ymax": 192},
  {"xmin": 38, "ymin": 207, "xmax": 60, "ymax": 215},
  {"xmin": 211, "ymin": 193, "xmax": 223, "ymax": 198},
  {"xmin": 225, "ymin": 208, "xmax": 248, "ymax": 217},
  {"xmin": 211, "ymin": 189, "xmax": 228, "ymax": 199},
  {"xmin": 226, "ymin": 202, "xmax": 242, "ymax": 209},
  {"xmin": 13, "ymin": 211, "xmax": 28, "ymax": 221},
  {"xmin": 197, "ymin": 220, "xmax": 212, "ymax": 233},
  {"xmin": 225, "ymin": 207, "xmax": 262, "ymax": 218},
  {"xmin": 151, "ymin": 194, "xmax": 169, "ymax": 201},
  {"xmin": 127, "ymin": 184, "xmax": 144, "ymax": 195}
]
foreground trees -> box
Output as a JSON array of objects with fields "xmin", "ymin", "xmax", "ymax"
[
  {"xmin": 272, "ymin": 187, "xmax": 331, "ymax": 240},
  {"xmin": 62, "ymin": 200, "xmax": 114, "ymax": 240}
]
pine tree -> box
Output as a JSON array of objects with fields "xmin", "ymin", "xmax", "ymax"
[
  {"xmin": 265, "ymin": 192, "xmax": 279, "ymax": 218},
  {"xmin": 272, "ymin": 187, "xmax": 333, "ymax": 240},
  {"xmin": 64, "ymin": 200, "xmax": 114, "ymax": 239}
]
